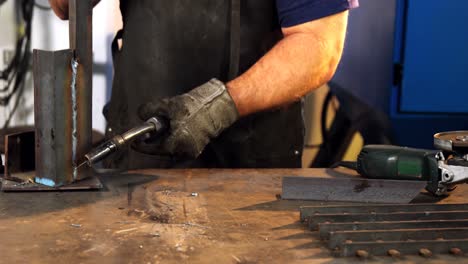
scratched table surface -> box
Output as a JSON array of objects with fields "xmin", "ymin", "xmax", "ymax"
[{"xmin": 1, "ymin": 168, "xmax": 468, "ymax": 264}]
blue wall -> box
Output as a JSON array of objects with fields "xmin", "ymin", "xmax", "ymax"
[
  {"xmin": 332, "ymin": 0, "xmax": 468, "ymax": 149},
  {"xmin": 399, "ymin": 0, "xmax": 468, "ymax": 113},
  {"xmin": 332, "ymin": 0, "xmax": 397, "ymax": 114}
]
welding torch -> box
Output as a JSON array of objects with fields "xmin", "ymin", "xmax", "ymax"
[{"xmin": 78, "ymin": 117, "xmax": 167, "ymax": 168}]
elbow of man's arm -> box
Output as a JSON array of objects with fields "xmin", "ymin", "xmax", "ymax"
[
  {"xmin": 298, "ymin": 31, "xmax": 345, "ymax": 90},
  {"xmin": 322, "ymin": 38, "xmax": 345, "ymax": 84},
  {"xmin": 283, "ymin": 11, "xmax": 348, "ymax": 88},
  {"xmin": 49, "ymin": 0, "xmax": 69, "ymax": 20}
]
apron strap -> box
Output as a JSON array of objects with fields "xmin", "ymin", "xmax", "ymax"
[
  {"xmin": 111, "ymin": 29, "xmax": 124, "ymax": 65},
  {"xmin": 228, "ymin": 0, "xmax": 241, "ymax": 80}
]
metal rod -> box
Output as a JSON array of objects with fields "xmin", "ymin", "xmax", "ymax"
[
  {"xmin": 300, "ymin": 203, "xmax": 468, "ymax": 257},
  {"xmin": 309, "ymin": 211, "xmax": 468, "ymax": 229},
  {"xmin": 339, "ymin": 239, "xmax": 468, "ymax": 257},
  {"xmin": 329, "ymin": 227, "xmax": 468, "ymax": 249},
  {"xmin": 300, "ymin": 203, "xmax": 468, "ymax": 221},
  {"xmin": 318, "ymin": 219, "xmax": 468, "ymax": 240}
]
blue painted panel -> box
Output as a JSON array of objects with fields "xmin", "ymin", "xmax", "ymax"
[{"xmin": 400, "ymin": 0, "xmax": 468, "ymax": 113}]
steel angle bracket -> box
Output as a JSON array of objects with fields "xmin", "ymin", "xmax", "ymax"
[{"xmin": 281, "ymin": 176, "xmax": 426, "ymax": 204}]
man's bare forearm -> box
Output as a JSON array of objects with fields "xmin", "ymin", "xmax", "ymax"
[{"xmin": 227, "ymin": 11, "xmax": 348, "ymax": 117}]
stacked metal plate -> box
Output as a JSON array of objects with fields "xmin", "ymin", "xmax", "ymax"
[{"xmin": 300, "ymin": 203, "xmax": 468, "ymax": 257}]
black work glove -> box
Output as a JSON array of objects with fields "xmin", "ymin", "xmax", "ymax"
[{"xmin": 136, "ymin": 79, "xmax": 239, "ymax": 159}]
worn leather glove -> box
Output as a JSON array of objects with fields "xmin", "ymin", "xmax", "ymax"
[{"xmin": 136, "ymin": 79, "xmax": 239, "ymax": 159}]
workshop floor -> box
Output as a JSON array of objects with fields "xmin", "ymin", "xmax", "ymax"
[{"xmin": 0, "ymin": 169, "xmax": 467, "ymax": 263}]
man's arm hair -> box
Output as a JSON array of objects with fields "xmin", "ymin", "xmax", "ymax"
[
  {"xmin": 48, "ymin": 0, "xmax": 101, "ymax": 20},
  {"xmin": 227, "ymin": 11, "xmax": 348, "ymax": 117}
]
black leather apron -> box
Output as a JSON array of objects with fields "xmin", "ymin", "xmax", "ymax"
[{"xmin": 106, "ymin": 0, "xmax": 304, "ymax": 169}]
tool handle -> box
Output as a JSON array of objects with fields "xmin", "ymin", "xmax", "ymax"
[
  {"xmin": 120, "ymin": 118, "xmax": 163, "ymax": 143},
  {"xmin": 357, "ymin": 145, "xmax": 439, "ymax": 181}
]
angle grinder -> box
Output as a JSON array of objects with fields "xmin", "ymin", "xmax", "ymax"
[{"xmin": 337, "ymin": 131, "xmax": 468, "ymax": 196}]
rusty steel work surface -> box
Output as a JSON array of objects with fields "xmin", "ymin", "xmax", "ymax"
[
  {"xmin": 1, "ymin": 168, "xmax": 468, "ymax": 263},
  {"xmin": 301, "ymin": 202, "xmax": 468, "ymax": 257}
]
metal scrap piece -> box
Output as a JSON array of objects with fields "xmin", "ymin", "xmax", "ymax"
[{"xmin": 282, "ymin": 176, "xmax": 426, "ymax": 204}]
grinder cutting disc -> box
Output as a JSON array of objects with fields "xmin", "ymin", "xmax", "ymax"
[{"xmin": 434, "ymin": 131, "xmax": 468, "ymax": 153}]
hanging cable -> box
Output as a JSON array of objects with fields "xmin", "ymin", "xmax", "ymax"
[{"xmin": 0, "ymin": 0, "xmax": 34, "ymax": 129}]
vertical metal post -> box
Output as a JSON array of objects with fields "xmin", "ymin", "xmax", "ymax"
[
  {"xmin": 33, "ymin": 1, "xmax": 93, "ymax": 186},
  {"xmin": 68, "ymin": 0, "xmax": 93, "ymax": 180}
]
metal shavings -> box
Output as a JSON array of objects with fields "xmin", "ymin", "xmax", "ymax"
[
  {"xmin": 13, "ymin": 178, "xmax": 35, "ymax": 187},
  {"xmin": 115, "ymin": 227, "xmax": 139, "ymax": 234},
  {"xmin": 115, "ymin": 221, "xmax": 135, "ymax": 224},
  {"xmin": 70, "ymin": 223, "xmax": 82, "ymax": 228},
  {"xmin": 71, "ymin": 58, "xmax": 79, "ymax": 180},
  {"xmin": 191, "ymin": 192, "xmax": 199, "ymax": 197},
  {"xmin": 183, "ymin": 222, "xmax": 208, "ymax": 229}
]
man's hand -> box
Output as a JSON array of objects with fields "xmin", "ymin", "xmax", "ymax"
[
  {"xmin": 48, "ymin": 0, "xmax": 100, "ymax": 20},
  {"xmin": 136, "ymin": 79, "xmax": 239, "ymax": 159}
]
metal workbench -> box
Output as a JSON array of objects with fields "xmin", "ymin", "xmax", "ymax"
[{"xmin": 0, "ymin": 169, "xmax": 466, "ymax": 263}]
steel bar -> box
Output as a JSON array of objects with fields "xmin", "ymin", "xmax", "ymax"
[
  {"xmin": 318, "ymin": 219, "xmax": 468, "ymax": 239},
  {"xmin": 282, "ymin": 176, "xmax": 425, "ymax": 204},
  {"xmin": 68, "ymin": 0, "xmax": 93, "ymax": 181},
  {"xmin": 300, "ymin": 203, "xmax": 468, "ymax": 257},
  {"xmin": 329, "ymin": 228, "xmax": 468, "ymax": 249},
  {"xmin": 339, "ymin": 239, "xmax": 468, "ymax": 257},
  {"xmin": 309, "ymin": 211, "xmax": 468, "ymax": 229},
  {"xmin": 300, "ymin": 203, "xmax": 468, "ymax": 221}
]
